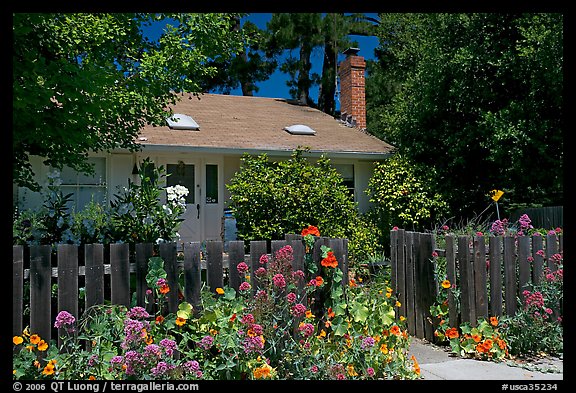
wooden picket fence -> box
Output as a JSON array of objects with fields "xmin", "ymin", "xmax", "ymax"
[
  {"xmin": 13, "ymin": 235, "xmax": 349, "ymax": 343},
  {"xmin": 390, "ymin": 229, "xmax": 563, "ymax": 342}
]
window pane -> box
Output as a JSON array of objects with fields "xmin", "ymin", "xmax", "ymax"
[
  {"xmin": 77, "ymin": 158, "xmax": 106, "ymax": 185},
  {"xmin": 167, "ymin": 163, "xmax": 195, "ymax": 204},
  {"xmin": 206, "ymin": 164, "xmax": 218, "ymax": 204}
]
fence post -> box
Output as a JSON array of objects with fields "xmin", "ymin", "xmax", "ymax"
[
  {"xmin": 546, "ymin": 233, "xmax": 559, "ymax": 271},
  {"xmin": 135, "ymin": 243, "xmax": 154, "ymax": 309},
  {"xmin": 489, "ymin": 236, "xmax": 503, "ymax": 318},
  {"xmin": 329, "ymin": 238, "xmax": 347, "ymax": 287},
  {"xmin": 29, "ymin": 245, "xmax": 52, "ymax": 342},
  {"xmin": 250, "ymin": 240, "xmax": 268, "ymax": 293},
  {"xmin": 184, "ymin": 242, "xmax": 202, "ymax": 316},
  {"xmin": 531, "ymin": 235, "xmax": 545, "ymax": 285},
  {"xmin": 458, "ymin": 236, "xmax": 474, "ymax": 325},
  {"xmin": 110, "ymin": 243, "xmax": 130, "ymax": 307},
  {"xmin": 517, "ymin": 236, "xmax": 532, "ymax": 294},
  {"xmin": 228, "ymin": 240, "xmax": 246, "ymax": 292},
  {"xmin": 85, "ymin": 244, "xmax": 105, "ymax": 309},
  {"xmin": 444, "ymin": 235, "xmax": 459, "ymax": 328},
  {"xmin": 473, "ymin": 235, "xmax": 488, "ymax": 321},
  {"xmin": 206, "ymin": 241, "xmax": 224, "ymax": 295},
  {"xmin": 395, "ymin": 230, "xmax": 406, "ymax": 322},
  {"xmin": 414, "ymin": 233, "xmax": 436, "ymax": 341},
  {"xmin": 405, "ymin": 231, "xmax": 416, "ymax": 336},
  {"xmin": 13, "ymin": 245, "xmax": 24, "ymax": 337},
  {"xmin": 159, "ymin": 242, "xmax": 179, "ymax": 314},
  {"xmin": 57, "ymin": 244, "xmax": 79, "ymax": 349},
  {"xmin": 503, "ymin": 236, "xmax": 517, "ymax": 316}
]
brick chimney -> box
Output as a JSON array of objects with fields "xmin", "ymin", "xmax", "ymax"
[{"xmin": 338, "ymin": 47, "xmax": 366, "ymax": 130}]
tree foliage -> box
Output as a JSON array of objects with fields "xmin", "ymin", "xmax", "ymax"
[
  {"xmin": 200, "ymin": 17, "xmax": 277, "ymax": 96},
  {"xmin": 367, "ymin": 13, "xmax": 563, "ymax": 218},
  {"xmin": 13, "ymin": 13, "xmax": 246, "ymax": 191},
  {"xmin": 367, "ymin": 153, "xmax": 449, "ymax": 231}
]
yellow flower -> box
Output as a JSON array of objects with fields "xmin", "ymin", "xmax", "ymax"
[
  {"xmin": 209, "ymin": 329, "xmax": 219, "ymax": 336},
  {"xmin": 317, "ymin": 329, "xmax": 326, "ymax": 339},
  {"xmin": 346, "ymin": 364, "xmax": 358, "ymax": 377},
  {"xmin": 216, "ymin": 287, "xmax": 225, "ymax": 295},
  {"xmin": 380, "ymin": 343, "xmax": 389, "ymax": 354},
  {"xmin": 385, "ymin": 292, "xmax": 391, "ymax": 298},
  {"xmin": 395, "ymin": 300, "xmax": 401, "ymax": 307},
  {"xmin": 42, "ymin": 363, "xmax": 55, "ymax": 376},
  {"xmin": 30, "ymin": 334, "xmax": 41, "ymax": 345},
  {"xmin": 175, "ymin": 317, "xmax": 187, "ymax": 326},
  {"xmin": 489, "ymin": 189, "xmax": 504, "ymax": 202},
  {"xmin": 305, "ymin": 310, "xmax": 315, "ymax": 319},
  {"xmin": 442, "ymin": 279, "xmax": 451, "ymax": 289},
  {"xmin": 13, "ymin": 336, "xmax": 23, "ymax": 345},
  {"xmin": 37, "ymin": 340, "xmax": 48, "ymax": 351},
  {"xmin": 253, "ymin": 363, "xmax": 273, "ymax": 379}
]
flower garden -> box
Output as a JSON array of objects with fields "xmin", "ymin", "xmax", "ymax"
[{"xmin": 13, "ymin": 225, "xmax": 421, "ymax": 380}]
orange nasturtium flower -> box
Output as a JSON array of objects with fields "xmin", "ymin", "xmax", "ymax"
[
  {"xmin": 175, "ymin": 317, "xmax": 187, "ymax": 327},
  {"xmin": 490, "ymin": 316, "xmax": 499, "ymax": 327},
  {"xmin": 13, "ymin": 336, "xmax": 23, "ymax": 345},
  {"xmin": 159, "ymin": 284, "xmax": 170, "ymax": 295},
  {"xmin": 327, "ymin": 307, "xmax": 335, "ymax": 319},
  {"xmin": 216, "ymin": 287, "xmax": 225, "ymax": 295},
  {"xmin": 441, "ymin": 280, "xmax": 451, "ymax": 289},
  {"xmin": 37, "ymin": 340, "xmax": 48, "ymax": 351},
  {"xmin": 472, "ymin": 333, "xmax": 482, "ymax": 343},
  {"xmin": 30, "ymin": 334, "xmax": 41, "ymax": 345},
  {"xmin": 315, "ymin": 276, "xmax": 324, "ymax": 287},
  {"xmin": 390, "ymin": 325, "xmax": 401, "ymax": 336},
  {"xmin": 301, "ymin": 225, "xmax": 320, "ymax": 237},
  {"xmin": 446, "ymin": 327, "xmax": 459, "ymax": 339},
  {"xmin": 321, "ymin": 251, "xmax": 338, "ymax": 268}
]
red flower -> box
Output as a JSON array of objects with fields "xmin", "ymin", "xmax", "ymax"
[
  {"xmin": 321, "ymin": 251, "xmax": 338, "ymax": 268},
  {"xmin": 302, "ymin": 225, "xmax": 320, "ymax": 237}
]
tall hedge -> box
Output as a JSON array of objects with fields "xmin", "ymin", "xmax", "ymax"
[{"xmin": 227, "ymin": 149, "xmax": 358, "ymax": 242}]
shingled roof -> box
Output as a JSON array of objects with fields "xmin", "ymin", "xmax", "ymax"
[{"xmin": 137, "ymin": 93, "xmax": 394, "ymax": 159}]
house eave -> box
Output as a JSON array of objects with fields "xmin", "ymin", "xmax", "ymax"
[{"xmin": 131, "ymin": 144, "xmax": 392, "ymax": 161}]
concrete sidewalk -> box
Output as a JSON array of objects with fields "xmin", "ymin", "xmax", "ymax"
[{"xmin": 408, "ymin": 337, "xmax": 563, "ymax": 381}]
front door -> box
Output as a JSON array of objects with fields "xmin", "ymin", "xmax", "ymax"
[
  {"xmin": 166, "ymin": 160, "xmax": 201, "ymax": 244},
  {"xmin": 165, "ymin": 158, "xmax": 223, "ymax": 244}
]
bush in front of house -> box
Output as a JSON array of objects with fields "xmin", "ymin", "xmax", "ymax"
[{"xmin": 227, "ymin": 148, "xmax": 358, "ymax": 242}]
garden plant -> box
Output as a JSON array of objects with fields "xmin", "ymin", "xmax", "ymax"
[{"xmin": 13, "ymin": 226, "xmax": 421, "ymax": 380}]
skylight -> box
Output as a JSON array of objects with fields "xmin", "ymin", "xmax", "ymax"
[
  {"xmin": 166, "ymin": 113, "xmax": 200, "ymax": 130},
  {"xmin": 283, "ymin": 124, "xmax": 316, "ymax": 136}
]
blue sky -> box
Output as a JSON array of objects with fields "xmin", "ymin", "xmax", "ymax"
[
  {"xmin": 144, "ymin": 13, "xmax": 380, "ymax": 105},
  {"xmin": 233, "ymin": 13, "xmax": 380, "ymax": 103}
]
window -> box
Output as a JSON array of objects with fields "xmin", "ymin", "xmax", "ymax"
[
  {"xmin": 59, "ymin": 157, "xmax": 107, "ymax": 210},
  {"xmin": 333, "ymin": 164, "xmax": 355, "ymax": 200},
  {"xmin": 205, "ymin": 164, "xmax": 218, "ymax": 204},
  {"xmin": 167, "ymin": 162, "xmax": 195, "ymax": 204}
]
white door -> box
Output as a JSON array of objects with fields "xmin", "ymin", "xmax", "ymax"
[{"xmin": 166, "ymin": 160, "xmax": 201, "ymax": 244}]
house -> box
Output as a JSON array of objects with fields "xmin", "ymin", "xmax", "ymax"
[{"xmin": 15, "ymin": 49, "xmax": 394, "ymax": 244}]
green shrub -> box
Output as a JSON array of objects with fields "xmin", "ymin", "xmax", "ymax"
[{"xmin": 227, "ymin": 148, "xmax": 358, "ymax": 242}]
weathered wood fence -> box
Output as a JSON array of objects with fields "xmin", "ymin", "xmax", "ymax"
[
  {"xmin": 13, "ymin": 236, "xmax": 348, "ymax": 343},
  {"xmin": 390, "ymin": 229, "xmax": 563, "ymax": 342}
]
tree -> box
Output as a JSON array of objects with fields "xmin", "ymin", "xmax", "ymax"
[
  {"xmin": 13, "ymin": 13, "xmax": 246, "ymax": 191},
  {"xmin": 200, "ymin": 16, "xmax": 277, "ymax": 96},
  {"xmin": 265, "ymin": 13, "xmax": 379, "ymax": 114},
  {"xmin": 367, "ymin": 13, "xmax": 563, "ymax": 219}
]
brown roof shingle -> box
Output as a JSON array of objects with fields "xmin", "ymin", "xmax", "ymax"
[{"xmin": 137, "ymin": 93, "xmax": 394, "ymax": 157}]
